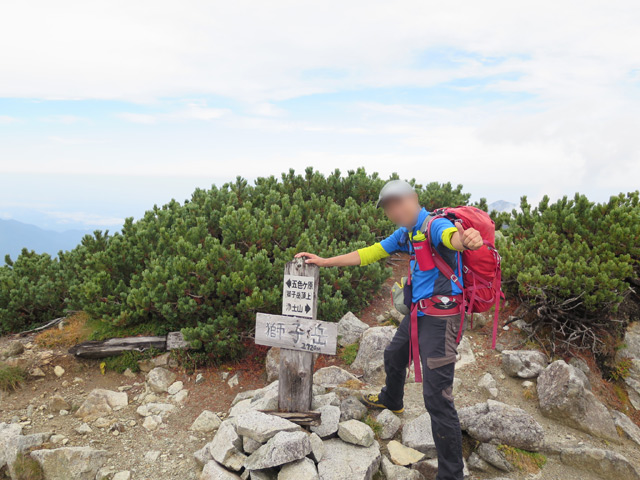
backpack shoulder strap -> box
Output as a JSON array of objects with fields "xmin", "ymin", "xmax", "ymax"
[{"xmin": 425, "ymin": 212, "xmax": 464, "ymax": 291}]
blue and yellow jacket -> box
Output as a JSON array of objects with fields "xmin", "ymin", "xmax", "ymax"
[{"xmin": 358, "ymin": 207, "xmax": 463, "ymax": 313}]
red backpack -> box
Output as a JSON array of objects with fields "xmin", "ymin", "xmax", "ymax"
[{"xmin": 424, "ymin": 206, "xmax": 504, "ymax": 348}]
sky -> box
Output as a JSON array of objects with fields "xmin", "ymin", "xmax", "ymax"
[{"xmin": 1, "ymin": 1, "xmax": 639, "ymax": 232}]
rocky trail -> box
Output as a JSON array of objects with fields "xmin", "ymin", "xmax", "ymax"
[{"xmin": 1, "ymin": 272, "xmax": 640, "ymax": 480}]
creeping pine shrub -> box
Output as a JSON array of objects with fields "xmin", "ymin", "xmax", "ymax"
[
  {"xmin": 0, "ymin": 167, "xmax": 476, "ymax": 363},
  {"xmin": 500, "ymin": 191, "xmax": 640, "ymax": 356},
  {"xmin": 0, "ymin": 251, "xmax": 67, "ymax": 334}
]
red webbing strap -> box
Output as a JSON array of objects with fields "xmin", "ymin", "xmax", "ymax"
[
  {"xmin": 408, "ymin": 302, "xmax": 422, "ymax": 383},
  {"xmin": 406, "ymin": 254, "xmax": 422, "ymax": 382},
  {"xmin": 491, "ymin": 269, "xmax": 505, "ymax": 349}
]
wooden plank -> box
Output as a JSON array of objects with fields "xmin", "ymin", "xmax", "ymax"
[
  {"xmin": 278, "ymin": 257, "xmax": 320, "ymax": 413},
  {"xmin": 255, "ymin": 313, "xmax": 337, "ymax": 355},
  {"xmin": 259, "ymin": 410, "xmax": 321, "ymax": 426},
  {"xmin": 68, "ymin": 336, "xmax": 167, "ymax": 358}
]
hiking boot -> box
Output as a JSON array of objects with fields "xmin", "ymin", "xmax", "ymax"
[{"xmin": 360, "ymin": 393, "xmax": 404, "ymax": 414}]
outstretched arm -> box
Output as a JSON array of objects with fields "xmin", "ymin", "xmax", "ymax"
[{"xmin": 294, "ymin": 251, "xmax": 361, "ymax": 267}]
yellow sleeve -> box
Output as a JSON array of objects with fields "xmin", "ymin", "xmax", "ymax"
[
  {"xmin": 357, "ymin": 242, "xmax": 390, "ymax": 266},
  {"xmin": 441, "ymin": 226, "xmax": 459, "ymax": 250}
]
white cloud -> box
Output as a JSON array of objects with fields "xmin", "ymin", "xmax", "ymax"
[
  {"xmin": 116, "ymin": 102, "xmax": 230, "ymax": 123},
  {"xmin": 0, "ymin": 115, "xmax": 20, "ymax": 124},
  {"xmin": 0, "ymin": 0, "xmax": 639, "ymax": 207},
  {"xmin": 0, "ymin": 1, "xmax": 638, "ymax": 103}
]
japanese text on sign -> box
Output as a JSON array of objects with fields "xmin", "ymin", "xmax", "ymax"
[
  {"xmin": 282, "ymin": 274, "xmax": 315, "ymax": 319},
  {"xmin": 255, "ymin": 313, "xmax": 338, "ymax": 355}
]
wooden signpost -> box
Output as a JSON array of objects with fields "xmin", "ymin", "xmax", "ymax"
[{"xmin": 254, "ymin": 256, "xmax": 337, "ymax": 416}]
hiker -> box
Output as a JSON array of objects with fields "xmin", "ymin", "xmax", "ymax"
[{"xmin": 295, "ymin": 179, "xmax": 483, "ymax": 480}]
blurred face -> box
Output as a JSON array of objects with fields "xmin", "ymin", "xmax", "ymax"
[{"xmin": 382, "ymin": 193, "xmax": 420, "ymax": 228}]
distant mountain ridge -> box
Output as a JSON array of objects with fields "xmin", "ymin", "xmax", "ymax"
[
  {"xmin": 488, "ymin": 200, "xmax": 517, "ymax": 213},
  {"xmin": 0, "ymin": 218, "xmax": 93, "ymax": 264}
]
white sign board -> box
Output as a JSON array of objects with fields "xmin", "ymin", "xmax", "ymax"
[
  {"xmin": 282, "ymin": 274, "xmax": 315, "ymax": 319},
  {"xmin": 255, "ymin": 313, "xmax": 337, "ymax": 355}
]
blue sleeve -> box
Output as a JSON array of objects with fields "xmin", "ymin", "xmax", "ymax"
[
  {"xmin": 379, "ymin": 227, "xmax": 410, "ymax": 254},
  {"xmin": 430, "ymin": 217, "xmax": 455, "ymax": 247}
]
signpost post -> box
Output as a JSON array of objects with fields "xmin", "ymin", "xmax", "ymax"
[{"xmin": 254, "ymin": 256, "xmax": 337, "ymax": 415}]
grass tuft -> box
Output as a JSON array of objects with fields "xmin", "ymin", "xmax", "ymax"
[
  {"xmin": 34, "ymin": 311, "xmax": 93, "ymax": 348},
  {"xmin": 0, "ymin": 363, "xmax": 26, "ymax": 391},
  {"xmin": 498, "ymin": 445, "xmax": 546, "ymax": 473},
  {"xmin": 102, "ymin": 347, "xmax": 163, "ymax": 374},
  {"xmin": 11, "ymin": 453, "xmax": 44, "ymax": 480},
  {"xmin": 363, "ymin": 414, "xmax": 382, "ymax": 438},
  {"xmin": 339, "ymin": 342, "xmax": 359, "ymax": 365}
]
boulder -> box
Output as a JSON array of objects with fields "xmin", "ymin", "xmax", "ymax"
[
  {"xmin": 475, "ymin": 443, "xmax": 514, "ymax": 472},
  {"xmin": 168, "ymin": 381, "xmax": 183, "ymax": 395},
  {"xmin": 265, "ymin": 347, "xmax": 280, "ymax": 383},
  {"xmin": 200, "ymin": 460, "xmax": 242, "ymax": 479},
  {"xmin": 244, "ymin": 431, "xmax": 311, "ymax": 470},
  {"xmin": 236, "ymin": 411, "xmax": 300, "ymax": 443},
  {"xmin": 208, "ymin": 420, "xmax": 246, "ymax": 471},
  {"xmin": 278, "ymin": 457, "xmax": 318, "ymax": 480},
  {"xmin": 411, "ymin": 458, "xmax": 470, "ymax": 479},
  {"xmin": 317, "ymin": 438, "xmax": 381, "ymax": 480},
  {"xmin": 402, "ymin": 413, "xmax": 436, "ymax": 457},
  {"xmin": 312, "ymin": 392, "xmax": 340, "ymax": 410},
  {"xmin": 245, "ymin": 470, "xmax": 276, "ymax": 480},
  {"xmin": 243, "ymin": 436, "xmax": 262, "ymax": 454},
  {"xmin": 611, "ymin": 410, "xmax": 640, "ymax": 446},
  {"xmin": 626, "ymin": 377, "xmax": 640, "ymax": 409},
  {"xmin": 49, "ymin": 394, "xmax": 71, "ymax": 412},
  {"xmin": 351, "ymin": 326, "xmax": 396, "ymax": 384},
  {"xmin": 387, "ymin": 440, "xmax": 425, "ymax": 466},
  {"xmin": 337, "ymin": 419, "xmax": 374, "ymax": 447},
  {"xmin": 30, "ymin": 447, "xmax": 109, "ymax": 480},
  {"xmin": 0, "ymin": 423, "xmax": 50, "ymax": 478},
  {"xmin": 310, "ymin": 405, "xmax": 341, "ymax": 438},
  {"xmin": 617, "ymin": 321, "xmax": 640, "ymax": 367},
  {"xmin": 455, "ymin": 336, "xmax": 475, "ymax": 370},
  {"xmin": 142, "ymin": 415, "xmax": 162, "ymax": 431},
  {"xmin": 376, "ymin": 409, "xmax": 401, "ymax": 440},
  {"xmin": 381, "ymin": 455, "xmax": 424, "ymax": 480},
  {"xmin": 146, "ymin": 367, "xmax": 177, "ymax": 393},
  {"xmin": 467, "ymin": 452, "xmax": 491, "ymax": 472},
  {"xmin": 308, "ymin": 432, "xmax": 324, "ymax": 462},
  {"xmin": 75, "ymin": 423, "xmax": 92, "ymax": 435},
  {"xmin": 190, "ymin": 410, "xmax": 223, "ymax": 433},
  {"xmin": 501, "ymin": 350, "xmax": 548, "ymax": 378},
  {"xmin": 337, "ymin": 312, "xmax": 369, "ymax": 347},
  {"xmin": 313, "ymin": 366, "xmax": 360, "ymax": 388},
  {"xmin": 477, "ymin": 373, "xmax": 498, "ymax": 398},
  {"xmin": 74, "ymin": 389, "xmax": 128, "ymax": 422},
  {"xmin": 0, "ymin": 340, "xmax": 24, "ymax": 359},
  {"xmin": 228, "ymin": 382, "xmax": 279, "ymax": 417},
  {"xmin": 194, "ymin": 445, "xmax": 214, "ymax": 467},
  {"xmin": 458, "ymin": 399, "xmax": 544, "ymax": 451},
  {"xmin": 560, "ymin": 446, "xmax": 640, "ymax": 480},
  {"xmin": 537, "ymin": 360, "xmax": 618, "ymax": 441},
  {"xmin": 339, "ymin": 395, "xmax": 367, "ymax": 421},
  {"xmin": 136, "ymin": 402, "xmax": 177, "ymax": 418},
  {"xmin": 618, "ymin": 322, "xmax": 640, "ymax": 401}
]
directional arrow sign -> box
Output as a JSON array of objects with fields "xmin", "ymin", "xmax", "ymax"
[{"xmin": 282, "ymin": 274, "xmax": 315, "ymax": 319}]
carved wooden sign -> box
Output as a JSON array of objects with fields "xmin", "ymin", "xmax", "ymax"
[{"xmin": 255, "ymin": 312, "xmax": 337, "ymax": 355}]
